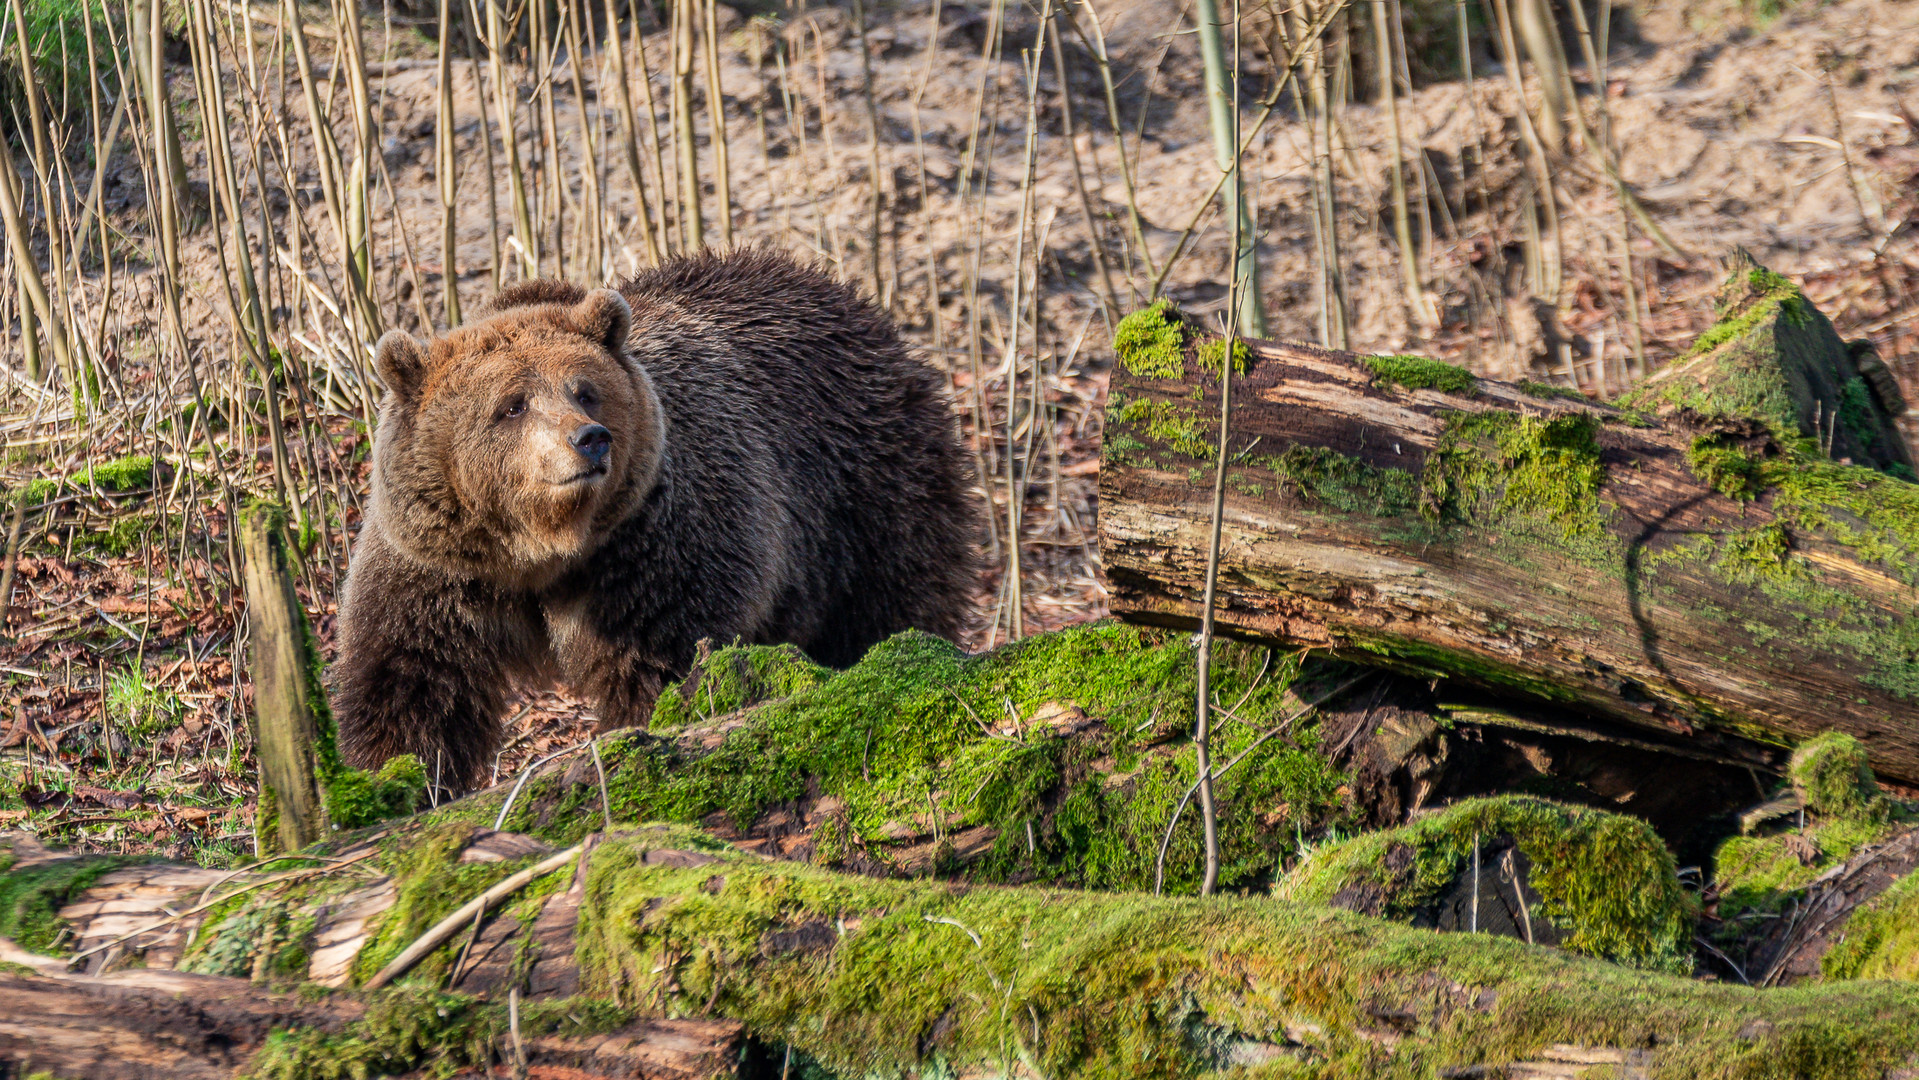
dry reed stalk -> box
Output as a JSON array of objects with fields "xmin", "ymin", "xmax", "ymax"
[
  {"xmin": 700, "ymin": 0, "xmax": 731, "ymax": 247},
  {"xmin": 563, "ymin": 0, "xmax": 607, "ymax": 278},
  {"xmin": 999, "ymin": 0, "xmax": 1057, "ymax": 642},
  {"xmin": 630, "ymin": 10, "xmax": 674, "ymax": 257},
  {"xmin": 437, "ymin": 0, "xmax": 462, "ymax": 324},
  {"xmin": 331, "ymin": 0, "xmax": 380, "ymax": 319},
  {"xmin": 531, "ymin": 0, "xmax": 574, "ymax": 278},
  {"xmin": 1059, "ymin": 0, "xmax": 1158, "ymax": 287},
  {"xmin": 1486, "ymin": 0, "xmax": 1561, "ymax": 303},
  {"xmin": 4, "ymin": 0, "xmax": 77, "ymax": 386},
  {"xmin": 285, "ymin": 0, "xmax": 370, "ymax": 337},
  {"xmin": 605, "ymin": 0, "xmax": 664, "ymax": 265},
  {"xmin": 1193, "ymin": 0, "xmax": 1264, "ymax": 335},
  {"xmin": 1371, "ymin": 0, "xmax": 1434, "ymax": 330},
  {"xmin": 0, "ymin": 141, "xmax": 56, "ymax": 385},
  {"xmin": 907, "ymin": 0, "xmax": 944, "ymax": 350},
  {"xmin": 184, "ymin": 0, "xmax": 298, "ymax": 519},
  {"xmin": 671, "ymin": 0, "xmax": 702, "ymax": 248},
  {"xmin": 849, "ymin": 0, "xmax": 883, "ymax": 302},
  {"xmin": 485, "ymin": 0, "xmax": 537, "ymax": 278},
  {"xmin": 1047, "ymin": 11, "xmax": 1116, "ymax": 326},
  {"xmin": 1512, "ymin": 0, "xmax": 1570, "ymax": 151}
]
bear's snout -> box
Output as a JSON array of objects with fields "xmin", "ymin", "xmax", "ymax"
[{"xmin": 570, "ymin": 424, "xmax": 613, "ymax": 471}]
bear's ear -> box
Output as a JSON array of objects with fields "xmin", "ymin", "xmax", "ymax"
[
  {"xmin": 375, "ymin": 330, "xmax": 431, "ymax": 403},
  {"xmin": 573, "ymin": 289, "xmax": 633, "ymax": 357}
]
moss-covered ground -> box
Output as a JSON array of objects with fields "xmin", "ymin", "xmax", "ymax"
[{"xmin": 467, "ymin": 624, "xmax": 1348, "ymax": 896}]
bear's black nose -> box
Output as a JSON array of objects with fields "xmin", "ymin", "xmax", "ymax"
[{"xmin": 570, "ymin": 423, "xmax": 612, "ymax": 468}]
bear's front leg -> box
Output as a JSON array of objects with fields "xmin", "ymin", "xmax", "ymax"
[
  {"xmin": 551, "ymin": 624, "xmax": 677, "ymax": 734},
  {"xmin": 333, "ymin": 534, "xmax": 547, "ymax": 792}
]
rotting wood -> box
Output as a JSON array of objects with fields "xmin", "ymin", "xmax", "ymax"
[
  {"xmin": 241, "ymin": 501, "xmax": 328, "ymax": 852},
  {"xmin": 1100, "ymin": 269, "xmax": 1919, "ymax": 785}
]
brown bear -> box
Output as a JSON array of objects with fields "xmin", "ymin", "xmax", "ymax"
[{"xmin": 333, "ymin": 247, "xmax": 978, "ymax": 789}]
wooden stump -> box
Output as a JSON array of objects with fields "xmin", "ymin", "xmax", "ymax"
[{"xmin": 241, "ymin": 502, "xmax": 328, "ymax": 852}]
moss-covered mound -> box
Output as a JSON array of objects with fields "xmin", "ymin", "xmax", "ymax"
[
  {"xmin": 1276, "ymin": 796, "xmax": 1695, "ymax": 972},
  {"xmin": 1707, "ymin": 732, "xmax": 1916, "ymax": 984},
  {"xmin": 1615, "ymin": 255, "xmax": 1909, "ymax": 472},
  {"xmin": 472, "ymin": 624, "xmax": 1349, "ymax": 895},
  {"xmin": 1791, "ymin": 732, "xmax": 1894, "ymax": 822}
]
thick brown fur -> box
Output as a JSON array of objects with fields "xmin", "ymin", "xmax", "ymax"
[{"xmin": 334, "ymin": 248, "xmax": 978, "ymax": 788}]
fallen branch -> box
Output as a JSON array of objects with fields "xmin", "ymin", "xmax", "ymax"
[{"xmin": 362, "ymin": 843, "xmax": 583, "ymax": 990}]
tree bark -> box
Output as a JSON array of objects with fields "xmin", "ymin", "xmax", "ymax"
[{"xmin": 1101, "ymin": 266, "xmax": 1919, "ymax": 785}]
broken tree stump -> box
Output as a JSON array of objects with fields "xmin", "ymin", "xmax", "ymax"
[
  {"xmin": 241, "ymin": 501, "xmax": 328, "ymax": 852},
  {"xmin": 1099, "ymin": 262, "xmax": 1919, "ymax": 784}
]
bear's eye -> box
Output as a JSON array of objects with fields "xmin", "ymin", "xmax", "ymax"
[
  {"xmin": 574, "ymin": 386, "xmax": 597, "ymax": 409},
  {"xmin": 499, "ymin": 396, "xmax": 527, "ymax": 420}
]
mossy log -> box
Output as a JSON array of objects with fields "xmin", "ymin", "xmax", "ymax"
[
  {"xmin": 1100, "ymin": 265, "xmax": 1919, "ymax": 785},
  {"xmin": 8, "ymin": 821, "xmax": 1919, "ymax": 1079}
]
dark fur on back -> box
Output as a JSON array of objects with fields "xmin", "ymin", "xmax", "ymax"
[{"xmin": 333, "ymin": 248, "xmax": 978, "ymax": 788}]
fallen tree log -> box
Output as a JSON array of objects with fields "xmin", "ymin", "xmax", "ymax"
[
  {"xmin": 1100, "ymin": 258, "xmax": 1919, "ymax": 784},
  {"xmin": 6, "ymin": 820, "xmax": 1919, "ymax": 1079}
]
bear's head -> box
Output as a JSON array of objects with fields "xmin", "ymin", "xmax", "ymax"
[{"xmin": 368, "ymin": 282, "xmax": 665, "ymax": 585}]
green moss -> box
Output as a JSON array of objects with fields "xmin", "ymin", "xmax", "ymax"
[
  {"xmin": 1791, "ymin": 732, "xmax": 1890, "ymax": 823},
  {"xmin": 1516, "ymin": 380, "xmax": 1587, "ymax": 402},
  {"xmin": 1682, "ymin": 269, "xmax": 1813, "ymax": 362},
  {"xmin": 654, "ymin": 643, "xmax": 829, "ymax": 730},
  {"xmin": 1193, "ymin": 337, "xmax": 1251, "ymax": 377},
  {"xmin": 1711, "ymin": 734, "xmax": 1901, "ymax": 927},
  {"xmin": 1822, "ymin": 872, "xmax": 1919, "ymax": 981},
  {"xmin": 1422, "ymin": 411, "xmax": 1610, "ymax": 551},
  {"xmin": 464, "ymin": 624, "xmax": 1343, "ymax": 896},
  {"xmin": 244, "ymin": 987, "xmax": 496, "ymax": 1080},
  {"xmin": 1255, "ymin": 446, "xmax": 1419, "ymax": 517},
  {"xmin": 1276, "ymin": 796, "xmax": 1694, "ymax": 971},
  {"xmin": 7, "ymin": 454, "xmax": 155, "ymax": 507},
  {"xmin": 1361, "ymin": 354, "xmax": 1477, "ymax": 395},
  {"xmin": 86, "ymin": 454, "xmax": 154, "ymax": 491},
  {"xmin": 565, "ymin": 827, "xmax": 1919, "ymax": 1080},
  {"xmin": 1107, "ymin": 398, "xmax": 1212, "ymax": 460},
  {"xmin": 325, "ymin": 755, "xmax": 430, "ymax": 831},
  {"xmin": 1613, "ymin": 265, "xmax": 1832, "ymax": 446},
  {"xmin": 1687, "ymin": 434, "xmax": 1765, "ymax": 500},
  {"xmin": 1689, "ymin": 455, "xmax": 1919, "ymax": 698},
  {"xmin": 1112, "ymin": 301, "xmax": 1187, "ymax": 379},
  {"xmin": 0, "ymin": 852, "xmax": 152, "ymax": 954}
]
